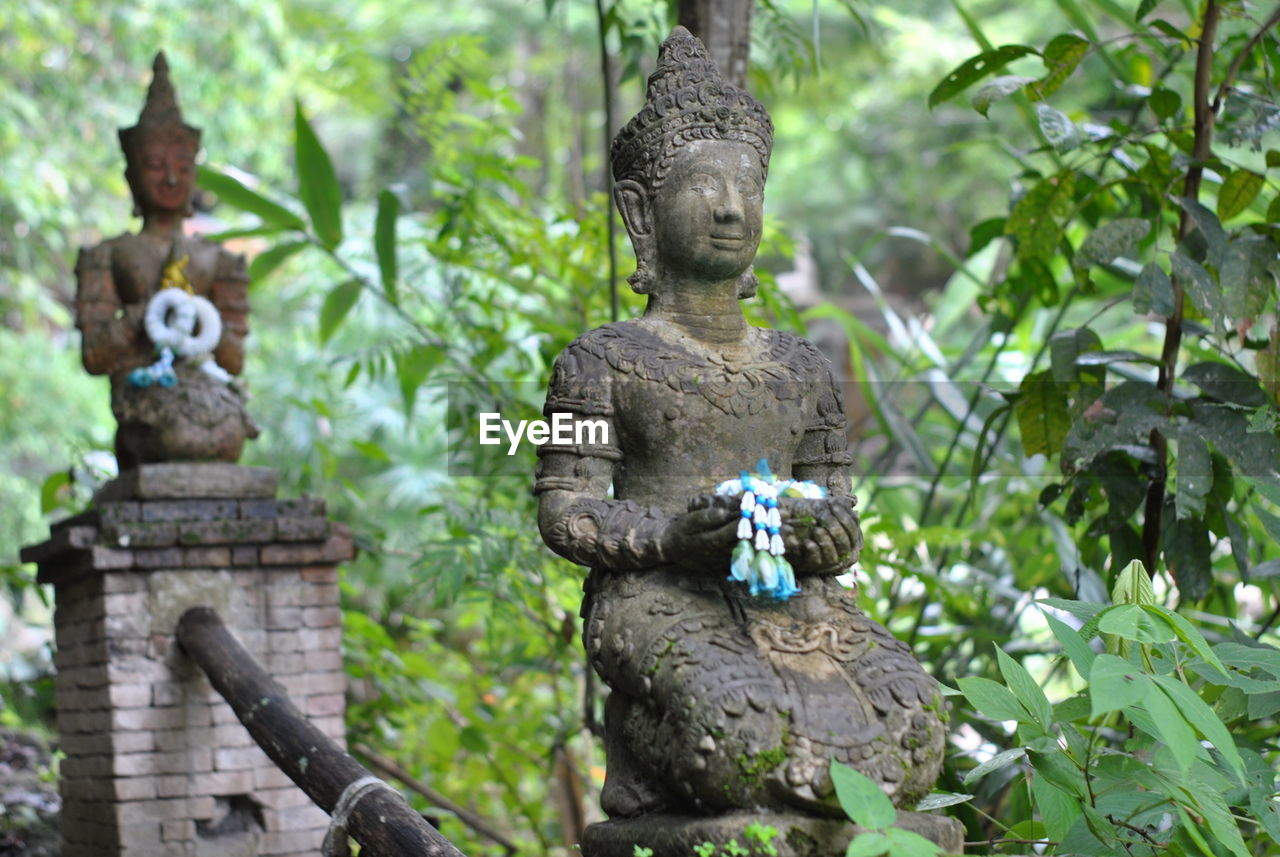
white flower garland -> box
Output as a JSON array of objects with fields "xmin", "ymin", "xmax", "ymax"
[{"xmin": 128, "ymin": 288, "xmax": 231, "ymax": 388}]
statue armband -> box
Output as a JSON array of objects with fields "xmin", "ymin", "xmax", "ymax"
[{"xmin": 542, "ymin": 498, "xmax": 670, "ymax": 571}]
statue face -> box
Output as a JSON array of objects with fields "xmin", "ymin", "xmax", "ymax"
[
  {"xmin": 651, "ymin": 139, "xmax": 763, "ymax": 283},
  {"xmin": 133, "ymin": 139, "xmax": 195, "ymax": 215}
]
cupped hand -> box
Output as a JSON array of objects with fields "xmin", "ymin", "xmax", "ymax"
[
  {"xmin": 661, "ymin": 494, "xmax": 741, "ymax": 570},
  {"xmin": 778, "ymin": 495, "xmax": 862, "ymax": 574}
]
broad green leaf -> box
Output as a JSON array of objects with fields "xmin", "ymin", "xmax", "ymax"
[
  {"xmin": 830, "ymin": 761, "xmax": 896, "ymax": 830},
  {"xmin": 962, "ymin": 747, "xmax": 1026, "ymax": 786},
  {"xmin": 395, "ymin": 344, "xmax": 444, "ymax": 416},
  {"xmin": 375, "ymin": 189, "xmax": 400, "ymax": 304},
  {"xmin": 1035, "ymin": 104, "xmax": 1081, "ymax": 152},
  {"xmin": 1074, "ymin": 218, "xmax": 1150, "ymax": 269},
  {"xmin": 1090, "ymin": 653, "xmax": 1147, "ymax": 716},
  {"xmin": 1150, "ymin": 674, "xmax": 1245, "ymax": 780},
  {"xmin": 1043, "ymin": 611, "xmax": 1096, "ymax": 675},
  {"xmin": 912, "ymin": 792, "xmax": 973, "ymax": 811},
  {"xmin": 844, "ymin": 832, "xmax": 890, "ymax": 857},
  {"xmin": 1217, "ymin": 169, "xmax": 1264, "ymax": 220},
  {"xmin": 1006, "ymin": 170, "xmax": 1075, "ymax": 262},
  {"xmin": 967, "ymin": 217, "xmax": 1007, "ymax": 254},
  {"xmin": 1190, "ymin": 782, "xmax": 1253, "ymax": 857},
  {"xmin": 884, "ymin": 828, "xmax": 941, "ymax": 857},
  {"xmin": 1191, "ymin": 403, "xmax": 1280, "ymax": 489},
  {"xmin": 1172, "ymin": 197, "xmax": 1227, "ymax": 268},
  {"xmin": 1112, "ymin": 559, "xmax": 1155, "ymax": 606},
  {"xmin": 1014, "ymin": 370, "xmax": 1071, "ymax": 457},
  {"xmin": 295, "ymin": 101, "xmax": 344, "ymax": 250},
  {"xmin": 1133, "ymin": 261, "xmax": 1174, "ymax": 316},
  {"xmin": 1098, "ymin": 603, "xmax": 1176, "ymax": 644},
  {"xmin": 1031, "ymin": 776, "xmax": 1079, "ymax": 841},
  {"xmin": 1142, "ymin": 680, "xmax": 1198, "ymax": 772},
  {"xmin": 1175, "ymin": 429, "xmax": 1212, "ymax": 520},
  {"xmin": 1220, "ymin": 235, "xmax": 1277, "ymax": 323},
  {"xmin": 319, "ymin": 279, "xmax": 361, "ymax": 344},
  {"xmin": 971, "ymin": 75, "xmax": 1036, "ymax": 117},
  {"xmin": 1135, "ymin": 0, "xmax": 1160, "ymax": 20},
  {"xmin": 1269, "ymin": 195, "xmax": 1280, "ymax": 224},
  {"xmin": 1261, "ymin": 330, "xmax": 1280, "ymax": 407},
  {"xmin": 957, "ymin": 676, "xmax": 1026, "ymax": 722},
  {"xmin": 39, "ymin": 470, "xmax": 69, "ymax": 514},
  {"xmin": 350, "ymin": 439, "xmax": 391, "ymax": 463},
  {"xmin": 1061, "ymin": 380, "xmax": 1172, "ymax": 472},
  {"xmin": 1152, "ymin": 607, "xmax": 1226, "ymax": 675},
  {"xmin": 247, "ymin": 240, "xmax": 308, "ymax": 285},
  {"xmin": 929, "ymin": 45, "xmax": 1039, "ymax": 108},
  {"xmin": 1160, "ymin": 512, "xmax": 1212, "ymax": 601},
  {"xmin": 1148, "ymin": 86, "xmax": 1180, "ymax": 119},
  {"xmin": 1170, "ymin": 251, "xmax": 1221, "ymax": 326},
  {"xmin": 1214, "ymin": 641, "xmax": 1280, "ymax": 678},
  {"xmin": 196, "ymin": 165, "xmax": 306, "ymax": 230},
  {"xmin": 1182, "ymin": 362, "xmax": 1268, "ymax": 407},
  {"xmin": 1027, "ymin": 34, "xmax": 1089, "ymax": 101},
  {"xmin": 1049, "ymin": 327, "xmax": 1102, "ymax": 383},
  {"xmin": 996, "ymin": 647, "xmax": 1053, "ymax": 729}
]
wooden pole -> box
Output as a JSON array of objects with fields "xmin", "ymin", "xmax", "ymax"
[{"xmin": 176, "ymin": 606, "xmax": 465, "ymax": 857}]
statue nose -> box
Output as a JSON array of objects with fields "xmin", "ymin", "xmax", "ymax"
[
  {"xmin": 714, "ymin": 187, "xmax": 744, "ymax": 222},
  {"xmin": 164, "ymin": 164, "xmax": 179, "ymax": 185}
]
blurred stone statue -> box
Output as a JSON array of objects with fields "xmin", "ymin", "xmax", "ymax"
[
  {"xmin": 75, "ymin": 52, "xmax": 257, "ymax": 469},
  {"xmin": 536, "ymin": 27, "xmax": 960, "ymax": 856}
]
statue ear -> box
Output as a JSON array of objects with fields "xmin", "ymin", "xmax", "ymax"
[{"xmin": 613, "ymin": 180, "xmax": 651, "ymax": 238}]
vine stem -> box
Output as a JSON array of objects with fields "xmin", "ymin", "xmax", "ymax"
[{"xmin": 1141, "ymin": 0, "xmax": 1221, "ymax": 575}]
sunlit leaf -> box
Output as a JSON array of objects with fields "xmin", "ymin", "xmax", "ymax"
[
  {"xmin": 1014, "ymin": 370, "xmax": 1071, "ymax": 457},
  {"xmin": 997, "ymin": 648, "xmax": 1053, "ymax": 729},
  {"xmin": 1217, "ymin": 169, "xmax": 1264, "ymax": 221},
  {"xmin": 1036, "ymin": 104, "xmax": 1081, "ymax": 152},
  {"xmin": 319, "ymin": 279, "xmax": 361, "ymax": 343},
  {"xmin": 295, "ymin": 101, "xmax": 344, "ymax": 250},
  {"xmin": 928, "ymin": 45, "xmax": 1039, "ymax": 109},
  {"xmin": 971, "ymin": 75, "xmax": 1036, "ymax": 117},
  {"xmin": 830, "ymin": 761, "xmax": 896, "ymax": 830},
  {"xmin": 1074, "ymin": 218, "xmax": 1150, "ymax": 269},
  {"xmin": 1170, "ymin": 251, "xmax": 1221, "ymax": 326},
  {"xmin": 1006, "ymin": 170, "xmax": 1075, "ymax": 262},
  {"xmin": 247, "ymin": 241, "xmax": 308, "ymax": 285},
  {"xmin": 1027, "ymin": 34, "xmax": 1089, "ymax": 101},
  {"xmin": 962, "ymin": 747, "xmax": 1027, "ymax": 785},
  {"xmin": 957, "ymin": 676, "xmax": 1026, "ymax": 722}
]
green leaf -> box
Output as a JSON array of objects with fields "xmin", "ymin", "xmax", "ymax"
[
  {"xmin": 967, "ymin": 217, "xmax": 1007, "ymax": 255},
  {"xmin": 971, "ymin": 75, "xmax": 1036, "ymax": 117},
  {"xmin": 1142, "ymin": 679, "xmax": 1198, "ymax": 772},
  {"xmin": 350, "ymin": 439, "xmax": 391, "ymax": 463},
  {"xmin": 1148, "ymin": 86, "xmax": 1180, "ymax": 119},
  {"xmin": 1150, "ymin": 608, "xmax": 1225, "ymax": 674},
  {"xmin": 1175, "ymin": 430, "xmax": 1212, "ymax": 520},
  {"xmin": 1074, "ymin": 218, "xmax": 1150, "ymax": 269},
  {"xmin": 1150, "ymin": 674, "xmax": 1245, "ymax": 780},
  {"xmin": 1160, "ymin": 511, "xmax": 1212, "ymax": 601},
  {"xmin": 1133, "ymin": 261, "xmax": 1174, "ymax": 316},
  {"xmin": 1217, "ymin": 169, "xmax": 1264, "ymax": 221},
  {"xmin": 1169, "ymin": 251, "xmax": 1221, "ymax": 325},
  {"xmin": 1214, "ymin": 641, "xmax": 1280, "ymax": 678},
  {"xmin": 844, "ymin": 832, "xmax": 890, "ymax": 857},
  {"xmin": 1098, "ymin": 603, "xmax": 1176, "ymax": 644},
  {"xmin": 996, "ymin": 647, "xmax": 1053, "ymax": 729},
  {"xmin": 830, "ymin": 761, "xmax": 896, "ymax": 830},
  {"xmin": 1049, "ymin": 327, "xmax": 1103, "ymax": 383},
  {"xmin": 1172, "ymin": 197, "xmax": 1227, "ymax": 268},
  {"xmin": 1090, "ymin": 653, "xmax": 1148, "ymax": 716},
  {"xmin": 1014, "ymin": 370, "xmax": 1071, "ymax": 457},
  {"xmin": 395, "ymin": 344, "xmax": 443, "ymax": 416},
  {"xmin": 962, "ymin": 747, "xmax": 1026, "ymax": 786},
  {"xmin": 295, "ymin": 101, "xmax": 344, "ymax": 250},
  {"xmin": 1220, "ymin": 235, "xmax": 1277, "ymax": 323},
  {"xmin": 1183, "ymin": 362, "xmax": 1268, "ymax": 407},
  {"xmin": 1006, "ymin": 170, "xmax": 1075, "ymax": 262},
  {"xmin": 1112, "ymin": 559, "xmax": 1155, "ymax": 606},
  {"xmin": 319, "ymin": 279, "xmax": 362, "ymax": 344},
  {"xmin": 1043, "ymin": 611, "xmax": 1096, "ymax": 676},
  {"xmin": 1027, "ymin": 34, "xmax": 1089, "ymax": 101},
  {"xmin": 39, "ymin": 470, "xmax": 70, "ymax": 514},
  {"xmin": 957, "ymin": 676, "xmax": 1027, "ymax": 722},
  {"xmin": 929, "ymin": 45, "xmax": 1039, "ymax": 108},
  {"xmin": 1035, "ymin": 104, "xmax": 1081, "ymax": 152},
  {"xmin": 884, "ymin": 828, "xmax": 941, "ymax": 857},
  {"xmin": 1135, "ymin": 0, "xmax": 1160, "ymax": 20},
  {"xmin": 196, "ymin": 165, "xmax": 307, "ymax": 231},
  {"xmin": 247, "ymin": 240, "xmax": 308, "ymax": 285},
  {"xmin": 375, "ymin": 189, "xmax": 400, "ymax": 304},
  {"xmin": 1031, "ymin": 775, "xmax": 1080, "ymax": 841},
  {"xmin": 912, "ymin": 792, "xmax": 973, "ymax": 811}
]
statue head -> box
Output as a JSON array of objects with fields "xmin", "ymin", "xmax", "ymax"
[
  {"xmin": 118, "ymin": 52, "xmax": 201, "ymax": 219},
  {"xmin": 611, "ymin": 27, "xmax": 774, "ymax": 298}
]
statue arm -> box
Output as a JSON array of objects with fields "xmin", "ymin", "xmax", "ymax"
[
  {"xmin": 210, "ymin": 249, "xmax": 249, "ymax": 375},
  {"xmin": 792, "ymin": 359, "xmax": 854, "ymax": 496},
  {"xmin": 75, "ymin": 243, "xmax": 141, "ymax": 376}
]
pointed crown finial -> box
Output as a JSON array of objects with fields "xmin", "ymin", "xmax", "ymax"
[{"xmin": 119, "ymin": 51, "xmax": 201, "ymax": 162}]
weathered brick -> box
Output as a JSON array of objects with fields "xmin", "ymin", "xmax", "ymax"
[
  {"xmin": 107, "ymin": 682, "xmax": 152, "ymax": 708},
  {"xmin": 300, "ymin": 583, "xmax": 340, "ymax": 607},
  {"xmin": 261, "ymin": 829, "xmax": 325, "ymax": 854},
  {"xmin": 115, "ymin": 731, "xmax": 158, "ymax": 754},
  {"xmin": 103, "ymin": 521, "xmax": 178, "ymax": 548},
  {"xmin": 193, "ymin": 769, "xmax": 254, "ymax": 795},
  {"xmin": 269, "ymin": 802, "xmax": 329, "ymax": 831},
  {"xmin": 266, "ymin": 651, "xmax": 305, "ymax": 675},
  {"xmin": 304, "ymin": 649, "xmax": 343, "ymax": 672},
  {"xmin": 254, "ymin": 765, "xmax": 294, "ymax": 790},
  {"xmin": 112, "ymin": 706, "xmax": 186, "ymax": 731},
  {"xmin": 255, "ymin": 786, "xmax": 313, "ymax": 809},
  {"xmin": 260, "ymin": 543, "xmax": 327, "ymax": 565},
  {"xmin": 98, "ymin": 501, "xmax": 142, "ymax": 525},
  {"xmin": 310, "ymin": 715, "xmax": 346, "ymax": 742},
  {"xmin": 275, "ymin": 516, "xmax": 329, "ymax": 542},
  {"xmin": 113, "ymin": 776, "xmax": 159, "ymax": 801},
  {"xmin": 302, "ymin": 606, "xmax": 342, "ymax": 628},
  {"xmin": 274, "ymin": 497, "xmax": 327, "ymax": 518},
  {"xmin": 140, "ymin": 499, "xmax": 240, "ymax": 522},
  {"xmin": 60, "ymin": 754, "xmax": 112, "ymax": 777},
  {"xmin": 161, "ymin": 818, "xmax": 196, "ymax": 841},
  {"xmin": 300, "ymin": 565, "xmax": 338, "ymax": 584},
  {"xmin": 117, "ymin": 797, "xmax": 190, "ymax": 824},
  {"xmin": 178, "ymin": 517, "xmax": 276, "ymax": 545},
  {"xmin": 102, "ymin": 572, "xmax": 147, "ymax": 594},
  {"xmin": 280, "ymin": 670, "xmax": 344, "ymax": 697},
  {"xmin": 238, "ymin": 498, "xmax": 280, "ymax": 518},
  {"xmin": 182, "ymin": 545, "xmax": 232, "ymax": 567},
  {"xmin": 155, "ymin": 775, "xmax": 189, "ymax": 798},
  {"xmin": 305, "ymin": 693, "xmax": 345, "ymax": 717},
  {"xmin": 232, "ymin": 545, "xmax": 260, "ymax": 566},
  {"xmin": 214, "ymin": 745, "xmax": 266, "ymax": 771},
  {"xmin": 132, "ymin": 547, "xmax": 184, "ymax": 569}
]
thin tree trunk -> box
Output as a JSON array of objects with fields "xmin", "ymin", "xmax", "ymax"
[{"xmin": 678, "ymin": 0, "xmax": 754, "ymax": 88}]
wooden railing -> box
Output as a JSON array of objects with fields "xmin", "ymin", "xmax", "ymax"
[{"xmin": 176, "ymin": 606, "xmax": 466, "ymax": 857}]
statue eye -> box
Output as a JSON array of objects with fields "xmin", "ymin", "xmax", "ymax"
[{"xmin": 689, "ymin": 173, "xmax": 720, "ymax": 196}]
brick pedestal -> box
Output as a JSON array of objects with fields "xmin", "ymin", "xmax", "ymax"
[{"xmin": 21, "ymin": 464, "xmax": 354, "ymax": 857}]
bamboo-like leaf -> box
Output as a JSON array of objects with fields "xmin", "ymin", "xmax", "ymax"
[
  {"xmin": 247, "ymin": 241, "xmax": 308, "ymax": 285},
  {"xmin": 295, "ymin": 101, "xmax": 344, "ymax": 250},
  {"xmin": 1135, "ymin": 0, "xmax": 1161, "ymax": 21},
  {"xmin": 395, "ymin": 344, "xmax": 444, "ymax": 416},
  {"xmin": 319, "ymin": 279, "xmax": 361, "ymax": 343},
  {"xmin": 375, "ymin": 189, "xmax": 400, "ymax": 304},
  {"xmin": 197, "ymin": 165, "xmax": 306, "ymax": 230},
  {"xmin": 1027, "ymin": 34, "xmax": 1089, "ymax": 101},
  {"xmin": 1217, "ymin": 169, "xmax": 1264, "ymax": 221},
  {"xmin": 928, "ymin": 45, "xmax": 1039, "ymax": 108}
]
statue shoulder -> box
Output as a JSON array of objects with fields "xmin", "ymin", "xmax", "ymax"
[
  {"xmin": 75, "ymin": 233, "xmax": 133, "ymax": 272},
  {"xmin": 546, "ymin": 323, "xmax": 644, "ymax": 417},
  {"xmin": 760, "ymin": 328, "xmax": 836, "ymax": 381},
  {"xmin": 187, "ymin": 234, "xmax": 248, "ymax": 282}
]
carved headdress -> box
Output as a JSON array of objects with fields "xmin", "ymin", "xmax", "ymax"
[
  {"xmin": 611, "ymin": 27, "xmax": 773, "ymax": 190},
  {"xmin": 118, "ymin": 52, "xmax": 201, "ymax": 162}
]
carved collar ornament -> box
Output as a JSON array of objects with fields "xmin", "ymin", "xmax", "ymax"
[
  {"xmin": 715, "ymin": 459, "xmax": 828, "ymax": 600},
  {"xmin": 610, "ymin": 26, "xmax": 773, "ymax": 190},
  {"xmin": 119, "ymin": 52, "xmax": 201, "ymax": 163}
]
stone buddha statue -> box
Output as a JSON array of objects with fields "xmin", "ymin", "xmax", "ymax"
[
  {"xmin": 75, "ymin": 52, "xmax": 258, "ymax": 469},
  {"xmin": 536, "ymin": 28, "xmax": 960, "ymax": 855}
]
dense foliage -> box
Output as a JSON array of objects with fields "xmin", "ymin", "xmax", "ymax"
[{"xmin": 3, "ymin": 0, "xmax": 1279, "ymax": 855}]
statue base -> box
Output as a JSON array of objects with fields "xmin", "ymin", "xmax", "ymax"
[{"xmin": 582, "ymin": 811, "xmax": 965, "ymax": 857}]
